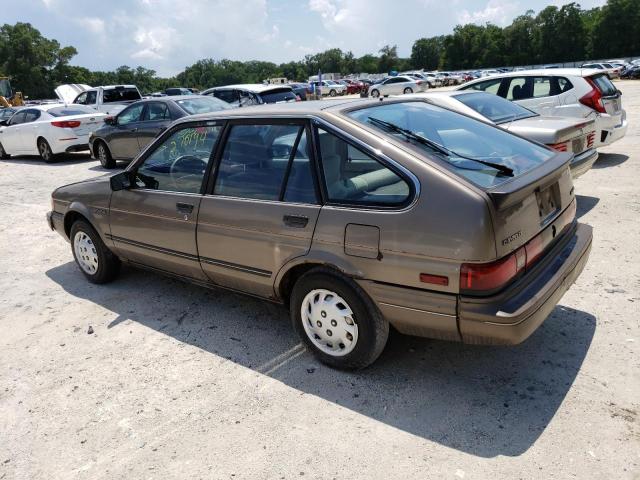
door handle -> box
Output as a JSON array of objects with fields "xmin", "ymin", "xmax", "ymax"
[
  {"xmin": 176, "ymin": 202, "xmax": 194, "ymax": 214},
  {"xmin": 130, "ymin": 128, "xmax": 138, "ymax": 132},
  {"xmin": 283, "ymin": 214, "xmax": 308, "ymax": 228}
]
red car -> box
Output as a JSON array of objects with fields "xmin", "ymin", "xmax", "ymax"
[{"xmin": 338, "ymin": 79, "xmax": 363, "ymax": 95}]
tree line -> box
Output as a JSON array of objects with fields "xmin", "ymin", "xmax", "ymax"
[{"xmin": 0, "ymin": 0, "xmax": 638, "ymax": 99}]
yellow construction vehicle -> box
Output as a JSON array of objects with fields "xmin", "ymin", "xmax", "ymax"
[{"xmin": 0, "ymin": 77, "xmax": 25, "ymax": 108}]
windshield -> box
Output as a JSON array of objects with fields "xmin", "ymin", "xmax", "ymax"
[
  {"xmin": 48, "ymin": 105, "xmax": 96, "ymax": 116},
  {"xmin": 260, "ymin": 88, "xmax": 297, "ymax": 103},
  {"xmin": 175, "ymin": 96, "xmax": 231, "ymax": 114},
  {"xmin": 454, "ymin": 92, "xmax": 537, "ymax": 124},
  {"xmin": 103, "ymin": 87, "xmax": 141, "ymax": 103},
  {"xmin": 347, "ymin": 101, "xmax": 554, "ymax": 188}
]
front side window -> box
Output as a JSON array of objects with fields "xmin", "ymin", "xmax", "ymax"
[
  {"xmin": 135, "ymin": 125, "xmax": 222, "ymax": 194},
  {"xmin": 175, "ymin": 96, "xmax": 231, "ymax": 115},
  {"xmin": 317, "ymin": 128, "xmax": 410, "ymax": 206},
  {"xmin": 347, "ymin": 101, "xmax": 554, "ymax": 189},
  {"xmin": 117, "ymin": 103, "xmax": 145, "ymax": 125},
  {"xmin": 214, "ymin": 123, "xmax": 314, "ymax": 202}
]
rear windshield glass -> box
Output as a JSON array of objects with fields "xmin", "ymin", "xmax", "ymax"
[
  {"xmin": 175, "ymin": 96, "xmax": 231, "ymax": 114},
  {"xmin": 454, "ymin": 92, "xmax": 537, "ymax": 124},
  {"xmin": 103, "ymin": 87, "xmax": 141, "ymax": 103},
  {"xmin": 48, "ymin": 106, "xmax": 96, "ymax": 117},
  {"xmin": 590, "ymin": 74, "xmax": 617, "ymax": 96},
  {"xmin": 260, "ymin": 88, "xmax": 297, "ymax": 103},
  {"xmin": 347, "ymin": 101, "xmax": 554, "ymax": 189}
]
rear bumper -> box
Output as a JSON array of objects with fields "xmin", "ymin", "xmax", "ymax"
[
  {"xmin": 569, "ymin": 148, "xmax": 598, "ymax": 179},
  {"xmin": 458, "ymin": 222, "xmax": 593, "ymax": 345},
  {"xmin": 596, "ymin": 111, "xmax": 627, "ymax": 147}
]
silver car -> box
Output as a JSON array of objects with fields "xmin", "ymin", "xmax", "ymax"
[
  {"xmin": 369, "ymin": 76, "xmax": 427, "ymax": 98},
  {"xmin": 411, "ymin": 91, "xmax": 599, "ymax": 178}
]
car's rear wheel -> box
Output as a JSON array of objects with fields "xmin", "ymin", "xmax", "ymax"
[
  {"xmin": 37, "ymin": 138, "xmax": 56, "ymax": 163},
  {"xmin": 403, "ymin": 87, "xmax": 413, "ymax": 94},
  {"xmin": 290, "ymin": 268, "xmax": 389, "ymax": 369},
  {"xmin": 329, "ymin": 89, "xmax": 337, "ymax": 97},
  {"xmin": 0, "ymin": 142, "xmax": 9, "ymax": 159},
  {"xmin": 96, "ymin": 141, "xmax": 116, "ymax": 169},
  {"xmin": 370, "ymin": 89, "xmax": 380, "ymax": 98},
  {"xmin": 70, "ymin": 220, "xmax": 120, "ymax": 284}
]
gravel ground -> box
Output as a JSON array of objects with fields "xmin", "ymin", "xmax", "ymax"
[{"xmin": 1, "ymin": 82, "xmax": 638, "ymax": 480}]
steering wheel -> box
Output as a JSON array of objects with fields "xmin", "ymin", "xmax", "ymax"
[{"xmin": 169, "ymin": 155, "xmax": 207, "ymax": 190}]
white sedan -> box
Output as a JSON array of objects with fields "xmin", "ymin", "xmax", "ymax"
[
  {"xmin": 0, "ymin": 104, "xmax": 105, "ymax": 162},
  {"xmin": 369, "ymin": 75, "xmax": 427, "ymax": 98}
]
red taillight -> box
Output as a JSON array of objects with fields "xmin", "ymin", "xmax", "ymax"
[
  {"xmin": 548, "ymin": 141, "xmax": 568, "ymax": 152},
  {"xmin": 416, "ymin": 80, "xmax": 423, "ymax": 85},
  {"xmin": 460, "ymin": 247, "xmax": 525, "ymax": 292},
  {"xmin": 51, "ymin": 120, "xmax": 81, "ymax": 128},
  {"xmin": 579, "ymin": 78, "xmax": 606, "ymax": 113},
  {"xmin": 587, "ymin": 131, "xmax": 596, "ymax": 148}
]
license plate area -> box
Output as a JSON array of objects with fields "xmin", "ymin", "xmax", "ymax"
[
  {"xmin": 572, "ymin": 137, "xmax": 585, "ymax": 153},
  {"xmin": 536, "ymin": 182, "xmax": 561, "ymax": 226}
]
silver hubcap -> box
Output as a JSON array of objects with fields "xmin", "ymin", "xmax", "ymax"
[
  {"xmin": 301, "ymin": 289, "xmax": 358, "ymax": 357},
  {"xmin": 73, "ymin": 231, "xmax": 99, "ymax": 275},
  {"xmin": 98, "ymin": 145, "xmax": 107, "ymax": 164},
  {"xmin": 39, "ymin": 142, "xmax": 50, "ymax": 159}
]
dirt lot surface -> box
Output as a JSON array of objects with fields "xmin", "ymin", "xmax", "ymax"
[{"xmin": 1, "ymin": 83, "xmax": 639, "ymax": 480}]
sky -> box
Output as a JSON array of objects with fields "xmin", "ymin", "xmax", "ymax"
[{"xmin": 4, "ymin": 0, "xmax": 607, "ymax": 77}]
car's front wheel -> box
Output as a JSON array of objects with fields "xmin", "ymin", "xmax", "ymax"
[
  {"xmin": 0, "ymin": 142, "xmax": 9, "ymax": 159},
  {"xmin": 370, "ymin": 89, "xmax": 380, "ymax": 98},
  {"xmin": 291, "ymin": 268, "xmax": 389, "ymax": 369},
  {"xmin": 96, "ymin": 141, "xmax": 116, "ymax": 169},
  {"xmin": 329, "ymin": 89, "xmax": 337, "ymax": 97},
  {"xmin": 403, "ymin": 87, "xmax": 413, "ymax": 94},
  {"xmin": 70, "ymin": 220, "xmax": 121, "ymax": 284},
  {"xmin": 37, "ymin": 138, "xmax": 56, "ymax": 163}
]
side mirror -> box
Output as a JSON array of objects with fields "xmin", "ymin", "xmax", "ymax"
[
  {"xmin": 104, "ymin": 116, "xmax": 116, "ymax": 126},
  {"xmin": 110, "ymin": 171, "xmax": 133, "ymax": 191}
]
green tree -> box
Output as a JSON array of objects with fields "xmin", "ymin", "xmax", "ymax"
[
  {"xmin": 378, "ymin": 45, "xmax": 399, "ymax": 73},
  {"xmin": 410, "ymin": 36, "xmax": 445, "ymax": 70}
]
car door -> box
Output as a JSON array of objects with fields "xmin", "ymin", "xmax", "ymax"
[
  {"xmin": 108, "ymin": 102, "xmax": 146, "ymax": 160},
  {"xmin": 136, "ymin": 101, "xmax": 173, "ymax": 152},
  {"xmin": 0, "ymin": 111, "xmax": 28, "ymax": 153},
  {"xmin": 109, "ymin": 122, "xmax": 223, "ymax": 280},
  {"xmin": 17, "ymin": 109, "xmax": 43, "ymax": 153},
  {"xmin": 197, "ymin": 120, "xmax": 321, "ymax": 297}
]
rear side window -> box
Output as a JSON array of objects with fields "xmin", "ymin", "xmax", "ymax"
[
  {"xmin": 175, "ymin": 97, "xmax": 231, "ymax": 115},
  {"xmin": 214, "ymin": 123, "xmax": 315, "ymax": 203},
  {"xmin": 212, "ymin": 90, "xmax": 237, "ymax": 103},
  {"xmin": 136, "ymin": 125, "xmax": 222, "ymax": 194},
  {"xmin": 144, "ymin": 102, "xmax": 171, "ymax": 121},
  {"xmin": 23, "ymin": 110, "xmax": 41, "ymax": 123},
  {"xmin": 86, "ymin": 91, "xmax": 97, "ymax": 104},
  {"xmin": 259, "ymin": 89, "xmax": 297, "ymax": 103},
  {"xmin": 590, "ymin": 74, "xmax": 617, "ymax": 96},
  {"xmin": 317, "ymin": 127, "xmax": 410, "ymax": 207},
  {"xmin": 103, "ymin": 87, "xmax": 141, "ymax": 103}
]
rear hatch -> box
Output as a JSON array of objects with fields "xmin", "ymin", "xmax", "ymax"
[
  {"xmin": 486, "ymin": 152, "xmax": 576, "ymax": 260},
  {"xmin": 588, "ymin": 73, "xmax": 623, "ymax": 117}
]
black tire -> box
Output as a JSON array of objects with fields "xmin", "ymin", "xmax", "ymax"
[
  {"xmin": 37, "ymin": 138, "xmax": 56, "ymax": 163},
  {"xmin": 70, "ymin": 219, "xmax": 120, "ymax": 284},
  {"xmin": 403, "ymin": 87, "xmax": 413, "ymax": 94},
  {"xmin": 0, "ymin": 142, "xmax": 9, "ymax": 159},
  {"xmin": 370, "ymin": 89, "xmax": 380, "ymax": 98},
  {"xmin": 329, "ymin": 89, "xmax": 337, "ymax": 97},
  {"xmin": 290, "ymin": 268, "xmax": 389, "ymax": 370},
  {"xmin": 95, "ymin": 140, "xmax": 116, "ymax": 169}
]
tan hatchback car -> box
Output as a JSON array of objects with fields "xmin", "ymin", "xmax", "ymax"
[{"xmin": 47, "ymin": 99, "xmax": 593, "ymax": 369}]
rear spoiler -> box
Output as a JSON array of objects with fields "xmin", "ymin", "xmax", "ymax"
[{"xmin": 486, "ymin": 152, "xmax": 573, "ymax": 210}]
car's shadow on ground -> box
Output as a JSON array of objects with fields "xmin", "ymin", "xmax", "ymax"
[
  {"xmin": 576, "ymin": 194, "xmax": 600, "ymax": 219},
  {"xmin": 46, "ymin": 262, "xmax": 596, "ymax": 458},
  {"xmin": 1, "ymin": 153, "xmax": 92, "ymax": 166},
  {"xmin": 593, "ymin": 152, "xmax": 629, "ymax": 169}
]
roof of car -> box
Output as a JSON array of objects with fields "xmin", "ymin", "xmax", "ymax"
[
  {"xmin": 464, "ymin": 68, "xmax": 603, "ymax": 80},
  {"xmin": 206, "ymin": 84, "xmax": 293, "ymax": 93}
]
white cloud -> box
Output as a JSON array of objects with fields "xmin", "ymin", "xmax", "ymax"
[
  {"xmin": 76, "ymin": 17, "xmax": 105, "ymax": 34},
  {"xmin": 458, "ymin": 0, "xmax": 520, "ymax": 25}
]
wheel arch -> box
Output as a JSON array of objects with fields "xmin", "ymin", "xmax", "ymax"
[{"xmin": 63, "ymin": 203, "xmax": 107, "ymax": 244}]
